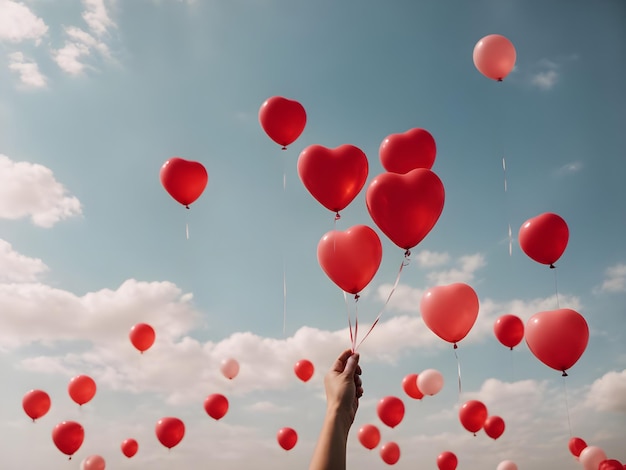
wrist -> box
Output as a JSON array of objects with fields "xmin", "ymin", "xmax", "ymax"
[{"xmin": 325, "ymin": 404, "xmax": 353, "ymax": 436}]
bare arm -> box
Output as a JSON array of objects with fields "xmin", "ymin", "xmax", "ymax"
[{"xmin": 309, "ymin": 349, "xmax": 363, "ymax": 470}]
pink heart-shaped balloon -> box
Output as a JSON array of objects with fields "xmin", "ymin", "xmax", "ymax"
[
  {"xmin": 366, "ymin": 168, "xmax": 444, "ymax": 250},
  {"xmin": 420, "ymin": 283, "xmax": 479, "ymax": 346},
  {"xmin": 525, "ymin": 308, "xmax": 589, "ymax": 375},
  {"xmin": 317, "ymin": 225, "xmax": 382, "ymax": 294},
  {"xmin": 379, "ymin": 128, "xmax": 436, "ymax": 174},
  {"xmin": 297, "ymin": 144, "xmax": 368, "ymax": 214}
]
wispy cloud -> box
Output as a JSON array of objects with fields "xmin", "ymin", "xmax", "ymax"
[
  {"xmin": 556, "ymin": 161, "xmax": 583, "ymax": 176},
  {"xmin": 528, "ymin": 55, "xmax": 578, "ymax": 91},
  {"xmin": 0, "ymin": 0, "xmax": 48, "ymax": 44},
  {"xmin": 427, "ymin": 253, "xmax": 486, "ymax": 285},
  {"xmin": 595, "ymin": 263, "xmax": 626, "ymax": 293},
  {"xmin": 7, "ymin": 51, "xmax": 47, "ymax": 88}
]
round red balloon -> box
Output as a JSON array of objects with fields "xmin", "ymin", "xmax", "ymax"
[
  {"xmin": 568, "ymin": 436, "xmax": 587, "ymax": 457},
  {"xmin": 294, "ymin": 359, "xmax": 314, "ymax": 382},
  {"xmin": 518, "ymin": 212, "xmax": 569, "ymax": 267},
  {"xmin": 129, "ymin": 323, "xmax": 155, "ymax": 353},
  {"xmin": 68, "ymin": 375, "xmax": 96, "ymax": 406},
  {"xmin": 525, "ymin": 308, "xmax": 589, "ymax": 375},
  {"xmin": 22, "ymin": 389, "xmax": 51, "ymax": 421},
  {"xmin": 380, "ymin": 442, "xmax": 400, "ymax": 465},
  {"xmin": 259, "ymin": 96, "xmax": 306, "ymax": 149},
  {"xmin": 494, "ymin": 314, "xmax": 524, "ymax": 349},
  {"xmin": 277, "ymin": 427, "xmax": 298, "ymax": 451},
  {"xmin": 379, "ymin": 128, "xmax": 437, "ymax": 174},
  {"xmin": 358, "ymin": 424, "xmax": 381, "ymax": 450},
  {"xmin": 484, "ymin": 415, "xmax": 505, "ymax": 439},
  {"xmin": 377, "ymin": 396, "xmax": 405, "ymax": 428},
  {"xmin": 121, "ymin": 438, "xmax": 138, "ymax": 458},
  {"xmin": 600, "ymin": 460, "xmax": 624, "ymax": 470},
  {"xmin": 459, "ymin": 400, "xmax": 488, "ymax": 435},
  {"xmin": 160, "ymin": 157, "xmax": 208, "ymax": 208},
  {"xmin": 366, "ymin": 168, "xmax": 444, "ymax": 250},
  {"xmin": 420, "ymin": 283, "xmax": 479, "ymax": 347},
  {"xmin": 82, "ymin": 454, "xmax": 105, "ymax": 470},
  {"xmin": 155, "ymin": 417, "xmax": 185, "ymax": 449},
  {"xmin": 52, "ymin": 421, "xmax": 84, "ymax": 458},
  {"xmin": 402, "ymin": 373, "xmax": 424, "ymax": 400},
  {"xmin": 437, "ymin": 451, "xmax": 458, "ymax": 470},
  {"xmin": 317, "ymin": 225, "xmax": 382, "ymax": 294},
  {"xmin": 473, "ymin": 34, "xmax": 516, "ymax": 81},
  {"xmin": 297, "ymin": 144, "xmax": 368, "ymax": 215},
  {"xmin": 204, "ymin": 393, "xmax": 229, "ymax": 420}
]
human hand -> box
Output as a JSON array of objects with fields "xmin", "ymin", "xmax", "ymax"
[{"xmin": 324, "ymin": 349, "xmax": 363, "ymax": 428}]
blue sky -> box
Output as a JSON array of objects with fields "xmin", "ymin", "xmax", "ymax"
[{"xmin": 0, "ymin": 0, "xmax": 625, "ymax": 468}]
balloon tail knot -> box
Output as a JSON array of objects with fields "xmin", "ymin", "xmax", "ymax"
[
  {"xmin": 497, "ymin": 78, "xmax": 503, "ymax": 82},
  {"xmin": 335, "ymin": 212, "xmax": 341, "ymax": 221},
  {"xmin": 453, "ymin": 343, "xmax": 458, "ymax": 350},
  {"xmin": 68, "ymin": 456, "xmax": 72, "ymax": 460},
  {"xmin": 550, "ymin": 264, "xmax": 556, "ymax": 269},
  {"xmin": 562, "ymin": 370, "xmax": 568, "ymax": 377},
  {"xmin": 404, "ymin": 249, "xmax": 411, "ymax": 258},
  {"xmin": 510, "ymin": 347, "xmax": 513, "ymax": 351},
  {"xmin": 281, "ymin": 146, "xmax": 287, "ymax": 151},
  {"xmin": 185, "ymin": 205, "xmax": 190, "ymax": 210},
  {"xmin": 473, "ymin": 432, "xmax": 477, "ymax": 437},
  {"xmin": 354, "ymin": 294, "xmax": 360, "ymax": 302}
]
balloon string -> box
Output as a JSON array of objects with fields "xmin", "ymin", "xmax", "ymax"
[
  {"xmin": 353, "ymin": 295, "xmax": 359, "ymax": 352},
  {"xmin": 343, "ymin": 291, "xmax": 355, "ymax": 351},
  {"xmin": 502, "ymin": 157, "xmax": 513, "ymax": 257},
  {"xmin": 454, "ymin": 347, "xmax": 463, "ymax": 401},
  {"xmin": 562, "ymin": 376, "xmax": 573, "ymax": 437},
  {"xmin": 553, "ymin": 267, "xmax": 561, "ymax": 308},
  {"xmin": 283, "ymin": 261, "xmax": 287, "ymax": 336},
  {"xmin": 355, "ymin": 250, "xmax": 411, "ymax": 350},
  {"xmin": 186, "ymin": 222, "xmax": 189, "ymax": 240}
]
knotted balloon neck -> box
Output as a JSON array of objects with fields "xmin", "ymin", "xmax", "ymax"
[
  {"xmin": 281, "ymin": 146, "xmax": 287, "ymax": 150},
  {"xmin": 550, "ymin": 264, "xmax": 556, "ymax": 269},
  {"xmin": 335, "ymin": 212, "xmax": 341, "ymax": 221},
  {"xmin": 453, "ymin": 343, "xmax": 458, "ymax": 350},
  {"xmin": 562, "ymin": 370, "xmax": 568, "ymax": 377},
  {"xmin": 354, "ymin": 294, "xmax": 360, "ymax": 302},
  {"xmin": 497, "ymin": 78, "xmax": 503, "ymax": 82},
  {"xmin": 185, "ymin": 205, "xmax": 190, "ymax": 210}
]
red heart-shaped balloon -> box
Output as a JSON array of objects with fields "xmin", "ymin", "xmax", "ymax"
[
  {"xmin": 259, "ymin": 96, "xmax": 306, "ymax": 148},
  {"xmin": 379, "ymin": 128, "xmax": 436, "ymax": 174},
  {"xmin": 160, "ymin": 157, "xmax": 208, "ymax": 208},
  {"xmin": 366, "ymin": 169, "xmax": 444, "ymax": 250},
  {"xmin": 518, "ymin": 212, "xmax": 569, "ymax": 267},
  {"xmin": 420, "ymin": 283, "xmax": 479, "ymax": 346},
  {"xmin": 525, "ymin": 308, "xmax": 589, "ymax": 375},
  {"xmin": 317, "ymin": 225, "xmax": 382, "ymax": 294},
  {"xmin": 297, "ymin": 144, "xmax": 368, "ymax": 214}
]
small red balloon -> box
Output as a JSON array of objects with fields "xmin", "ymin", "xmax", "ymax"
[
  {"xmin": 437, "ymin": 451, "xmax": 458, "ymax": 470},
  {"xmin": 155, "ymin": 417, "xmax": 185, "ymax": 449},
  {"xmin": 22, "ymin": 389, "xmax": 51, "ymax": 422},
  {"xmin": 518, "ymin": 212, "xmax": 569, "ymax": 267},
  {"xmin": 259, "ymin": 96, "xmax": 306, "ymax": 149},
  {"xmin": 380, "ymin": 442, "xmax": 401, "ymax": 465},
  {"xmin": 317, "ymin": 225, "xmax": 382, "ymax": 295},
  {"xmin": 459, "ymin": 400, "xmax": 488, "ymax": 435},
  {"xmin": 379, "ymin": 128, "xmax": 437, "ymax": 174},
  {"xmin": 121, "ymin": 438, "xmax": 138, "ymax": 458},
  {"xmin": 297, "ymin": 144, "xmax": 368, "ymax": 215},
  {"xmin": 377, "ymin": 396, "xmax": 405, "ymax": 428},
  {"xmin": 600, "ymin": 460, "xmax": 624, "ymax": 470},
  {"xmin": 401, "ymin": 373, "xmax": 424, "ymax": 400},
  {"xmin": 52, "ymin": 421, "xmax": 84, "ymax": 458},
  {"xmin": 68, "ymin": 375, "xmax": 96, "ymax": 406},
  {"xmin": 204, "ymin": 393, "xmax": 229, "ymax": 420},
  {"xmin": 358, "ymin": 424, "xmax": 381, "ymax": 450},
  {"xmin": 568, "ymin": 436, "xmax": 587, "ymax": 457},
  {"xmin": 494, "ymin": 314, "xmax": 524, "ymax": 349},
  {"xmin": 484, "ymin": 415, "xmax": 505, "ymax": 439},
  {"xmin": 129, "ymin": 323, "xmax": 155, "ymax": 353},
  {"xmin": 160, "ymin": 157, "xmax": 208, "ymax": 208},
  {"xmin": 473, "ymin": 34, "xmax": 517, "ymax": 81},
  {"xmin": 294, "ymin": 359, "xmax": 314, "ymax": 382},
  {"xmin": 277, "ymin": 427, "xmax": 298, "ymax": 451}
]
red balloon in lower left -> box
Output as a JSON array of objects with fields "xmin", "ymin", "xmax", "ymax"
[
  {"xmin": 52, "ymin": 421, "xmax": 84, "ymax": 459},
  {"xmin": 380, "ymin": 442, "xmax": 400, "ymax": 465},
  {"xmin": 155, "ymin": 417, "xmax": 185, "ymax": 450},
  {"xmin": 277, "ymin": 427, "xmax": 298, "ymax": 451}
]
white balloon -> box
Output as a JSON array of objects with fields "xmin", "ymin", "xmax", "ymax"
[
  {"xmin": 417, "ymin": 368, "xmax": 444, "ymax": 396},
  {"xmin": 496, "ymin": 460, "xmax": 518, "ymax": 470},
  {"xmin": 580, "ymin": 446, "xmax": 607, "ymax": 470}
]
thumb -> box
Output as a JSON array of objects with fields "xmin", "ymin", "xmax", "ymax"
[{"xmin": 343, "ymin": 353, "xmax": 360, "ymax": 376}]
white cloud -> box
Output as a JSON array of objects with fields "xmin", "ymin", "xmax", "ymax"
[
  {"xmin": 0, "ymin": 0, "xmax": 48, "ymax": 44},
  {"xmin": 81, "ymin": 0, "xmax": 115, "ymax": 37},
  {"xmin": 532, "ymin": 69, "xmax": 558, "ymax": 90},
  {"xmin": 413, "ymin": 250, "xmax": 450, "ymax": 268},
  {"xmin": 596, "ymin": 263, "xmax": 626, "ymax": 293},
  {"xmin": 556, "ymin": 161, "xmax": 583, "ymax": 176},
  {"xmin": 585, "ymin": 369, "xmax": 626, "ymax": 412},
  {"xmin": 0, "ymin": 154, "xmax": 82, "ymax": 227},
  {"xmin": 246, "ymin": 401, "xmax": 292, "ymax": 413},
  {"xmin": 427, "ymin": 253, "xmax": 486, "ymax": 285},
  {"xmin": 0, "ymin": 239, "xmax": 48, "ymax": 282},
  {"xmin": 8, "ymin": 51, "xmax": 47, "ymax": 88}
]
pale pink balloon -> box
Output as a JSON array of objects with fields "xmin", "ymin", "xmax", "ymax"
[
  {"xmin": 416, "ymin": 369, "xmax": 444, "ymax": 396},
  {"xmin": 220, "ymin": 358, "xmax": 240, "ymax": 380},
  {"xmin": 580, "ymin": 446, "xmax": 608, "ymax": 470},
  {"xmin": 496, "ymin": 460, "xmax": 518, "ymax": 470},
  {"xmin": 473, "ymin": 34, "xmax": 516, "ymax": 81},
  {"xmin": 81, "ymin": 455, "xmax": 105, "ymax": 470}
]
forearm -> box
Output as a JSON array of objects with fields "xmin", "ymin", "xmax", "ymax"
[{"xmin": 309, "ymin": 406, "xmax": 352, "ymax": 470}]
